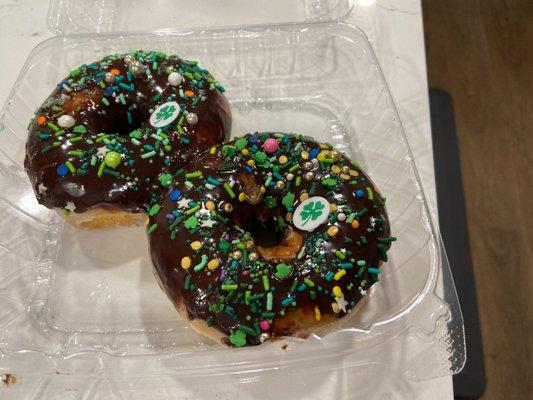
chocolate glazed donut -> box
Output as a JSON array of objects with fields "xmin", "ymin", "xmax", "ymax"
[
  {"xmin": 148, "ymin": 133, "xmax": 395, "ymax": 346},
  {"xmin": 25, "ymin": 51, "xmax": 231, "ymax": 228}
]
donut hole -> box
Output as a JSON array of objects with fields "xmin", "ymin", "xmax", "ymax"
[
  {"xmin": 243, "ymin": 214, "xmax": 284, "ymax": 249},
  {"xmin": 233, "ymin": 205, "xmax": 304, "ymax": 262}
]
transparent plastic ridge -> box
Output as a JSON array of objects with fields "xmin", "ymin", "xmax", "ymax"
[
  {"xmin": 0, "ymin": 22, "xmax": 465, "ymax": 391},
  {"xmin": 47, "ymin": 0, "xmax": 356, "ymax": 34}
]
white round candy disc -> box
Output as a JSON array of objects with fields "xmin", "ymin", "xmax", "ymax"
[
  {"xmin": 292, "ymin": 196, "xmax": 330, "ymax": 232},
  {"xmin": 149, "ymin": 101, "xmax": 181, "ymax": 128}
]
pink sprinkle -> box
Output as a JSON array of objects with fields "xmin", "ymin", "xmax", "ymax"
[
  {"xmin": 260, "ymin": 320, "xmax": 270, "ymax": 331},
  {"xmin": 263, "ymin": 138, "xmax": 279, "ymax": 154},
  {"xmin": 242, "ymin": 270, "xmax": 250, "ymax": 276}
]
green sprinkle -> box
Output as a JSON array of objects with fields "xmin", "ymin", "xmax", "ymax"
[
  {"xmin": 194, "ymin": 254, "xmax": 208, "ymax": 271},
  {"xmin": 377, "ymin": 244, "xmax": 388, "ymax": 261},
  {"xmin": 304, "ymin": 278, "xmax": 315, "ymax": 287},
  {"xmin": 185, "ymin": 205, "xmax": 200, "ymax": 215},
  {"xmin": 68, "ymin": 136, "xmax": 83, "ymax": 143},
  {"xmin": 222, "ymin": 284, "xmax": 238, "ymax": 291},
  {"xmin": 266, "ymin": 292, "xmax": 273, "ymax": 311},
  {"xmin": 103, "ymin": 168, "xmax": 120, "ymax": 177},
  {"xmin": 223, "ymin": 183, "xmax": 235, "ymax": 199},
  {"xmin": 147, "ymin": 223, "xmax": 158, "ymax": 235},
  {"xmin": 141, "ymin": 150, "xmax": 156, "ymax": 159},
  {"xmin": 295, "ymin": 176, "xmax": 301, "ymax": 187},
  {"xmin": 184, "ymin": 275, "xmax": 192, "ymax": 290},
  {"xmin": 65, "ymin": 161, "xmax": 76, "ymax": 173},
  {"xmin": 46, "ymin": 122, "xmax": 59, "ymax": 131},
  {"xmin": 97, "ymin": 161, "xmax": 106, "ymax": 177},
  {"xmin": 102, "ymin": 97, "xmax": 110, "ymax": 106},
  {"xmin": 185, "ymin": 171, "xmax": 202, "ymax": 179},
  {"xmin": 245, "ymin": 290, "xmax": 251, "ymax": 305},
  {"xmin": 73, "ymin": 125, "xmax": 87, "ymax": 133},
  {"xmin": 148, "ymin": 204, "xmax": 161, "ymax": 216},
  {"xmin": 335, "ymin": 250, "xmax": 346, "ymax": 260},
  {"xmin": 262, "ymin": 275, "xmax": 270, "ymax": 291},
  {"xmin": 380, "ymin": 236, "xmax": 397, "ymax": 243},
  {"xmin": 366, "ymin": 187, "xmax": 374, "ymax": 200},
  {"xmin": 238, "ymin": 325, "xmax": 258, "ymax": 337}
]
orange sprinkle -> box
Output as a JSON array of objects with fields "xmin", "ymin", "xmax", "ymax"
[
  {"xmin": 37, "ymin": 116, "xmax": 46, "ymax": 125},
  {"xmin": 110, "ymin": 68, "xmax": 120, "ymax": 76},
  {"xmin": 351, "ymin": 220, "xmax": 360, "ymax": 229},
  {"xmin": 184, "ymin": 90, "xmax": 194, "ymax": 98}
]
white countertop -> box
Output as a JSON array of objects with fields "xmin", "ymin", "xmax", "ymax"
[{"xmin": 0, "ymin": 0, "xmax": 451, "ymax": 398}]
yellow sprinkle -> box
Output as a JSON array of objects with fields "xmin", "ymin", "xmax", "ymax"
[
  {"xmin": 301, "ymin": 151, "xmax": 309, "ymax": 159},
  {"xmin": 349, "ymin": 169, "xmax": 359, "ymax": 177},
  {"xmin": 334, "ymin": 269, "xmax": 346, "ymax": 281},
  {"xmin": 190, "ymin": 241, "xmax": 202, "ymax": 250},
  {"xmin": 331, "ymin": 165, "xmax": 341, "ymax": 174},
  {"xmin": 319, "ymin": 143, "xmax": 329, "ymax": 149},
  {"xmin": 238, "ymin": 192, "xmax": 246, "ymax": 202},
  {"xmin": 278, "ymin": 155, "xmax": 288, "ymax": 164},
  {"xmin": 299, "ymin": 192, "xmax": 309, "ymax": 202},
  {"xmin": 315, "ymin": 306, "xmax": 322, "ymax": 321},
  {"xmin": 205, "ymin": 200, "xmax": 215, "ymax": 210},
  {"xmin": 331, "ymin": 302, "xmax": 340, "ymax": 314},
  {"xmin": 241, "ymin": 149, "xmax": 249, "ymax": 156},
  {"xmin": 259, "ymin": 186, "xmax": 266, "ymax": 193},
  {"xmin": 333, "ymin": 286, "xmax": 343, "ymax": 298},
  {"xmin": 285, "ymin": 212, "xmax": 293, "ymax": 222},
  {"xmin": 247, "ymin": 159, "xmax": 255, "ymax": 167},
  {"xmin": 340, "ymin": 173, "xmax": 350, "ymax": 181},
  {"xmin": 207, "ymin": 259, "xmax": 220, "ymax": 270},
  {"xmin": 327, "ymin": 226, "xmax": 339, "ymax": 237},
  {"xmin": 317, "ymin": 152, "xmax": 326, "ymax": 162},
  {"xmin": 330, "ymin": 203, "xmax": 338, "ymax": 212},
  {"xmin": 209, "ymin": 146, "xmax": 217, "ymax": 154},
  {"xmin": 181, "ymin": 257, "xmax": 191, "ymax": 270}
]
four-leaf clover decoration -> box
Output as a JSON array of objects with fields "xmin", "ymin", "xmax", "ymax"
[
  {"xmin": 299, "ymin": 200, "xmax": 325, "ymax": 227},
  {"xmin": 150, "ymin": 101, "xmax": 180, "ymax": 128},
  {"xmin": 293, "ymin": 196, "xmax": 330, "ymax": 232},
  {"xmin": 155, "ymin": 104, "xmax": 177, "ymax": 122}
]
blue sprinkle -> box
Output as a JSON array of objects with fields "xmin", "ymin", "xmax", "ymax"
[
  {"xmin": 104, "ymin": 87, "xmax": 115, "ymax": 96},
  {"xmin": 244, "ymin": 166, "xmax": 252, "ymax": 173},
  {"xmin": 355, "ymin": 189, "xmax": 365, "ymax": 198},
  {"xmin": 56, "ymin": 164, "xmax": 69, "ymax": 176},
  {"xmin": 309, "ymin": 147, "xmax": 320, "ymax": 158},
  {"xmin": 325, "ymin": 271, "xmax": 334, "ymax": 281},
  {"xmin": 169, "ymin": 189, "xmax": 182, "ymax": 201},
  {"xmin": 248, "ymin": 134, "xmax": 259, "ymax": 143},
  {"xmin": 281, "ymin": 297, "xmax": 293, "ymax": 307},
  {"xmin": 367, "ymin": 267, "xmax": 381, "ymax": 275}
]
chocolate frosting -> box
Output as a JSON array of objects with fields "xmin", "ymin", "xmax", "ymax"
[
  {"xmin": 25, "ymin": 51, "xmax": 231, "ymax": 214},
  {"xmin": 148, "ymin": 133, "xmax": 394, "ymax": 346}
]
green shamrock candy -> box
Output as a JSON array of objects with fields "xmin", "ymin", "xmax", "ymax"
[
  {"xmin": 235, "ymin": 137, "xmax": 248, "ymax": 150},
  {"xmin": 158, "ymin": 173, "xmax": 173, "ymax": 186},
  {"xmin": 282, "ymin": 192, "xmax": 295, "ymax": 209},
  {"xmin": 252, "ymin": 151, "xmax": 268, "ymax": 165},
  {"xmin": 229, "ymin": 330, "xmax": 247, "ymax": 347},
  {"xmin": 300, "ymin": 200, "xmax": 325, "ymax": 227},
  {"xmin": 184, "ymin": 215, "xmax": 198, "ymax": 229},
  {"xmin": 275, "ymin": 263, "xmax": 292, "ymax": 279},
  {"xmin": 155, "ymin": 104, "xmax": 177, "ymax": 121},
  {"xmin": 321, "ymin": 178, "xmax": 337, "ymax": 187}
]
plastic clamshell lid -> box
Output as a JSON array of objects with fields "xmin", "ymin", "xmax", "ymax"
[{"xmin": 48, "ymin": 0, "xmax": 356, "ymax": 34}]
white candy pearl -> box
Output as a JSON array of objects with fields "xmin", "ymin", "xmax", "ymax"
[
  {"xmin": 57, "ymin": 115, "xmax": 75, "ymax": 128},
  {"xmin": 286, "ymin": 173, "xmax": 294, "ymax": 181},
  {"xmin": 186, "ymin": 113, "xmax": 198, "ymax": 126},
  {"xmin": 168, "ymin": 72, "xmax": 183, "ymax": 86},
  {"xmin": 337, "ymin": 212, "xmax": 346, "ymax": 222}
]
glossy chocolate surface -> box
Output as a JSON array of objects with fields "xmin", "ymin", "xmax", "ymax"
[
  {"xmin": 25, "ymin": 51, "xmax": 231, "ymax": 213},
  {"xmin": 148, "ymin": 133, "xmax": 394, "ymax": 346}
]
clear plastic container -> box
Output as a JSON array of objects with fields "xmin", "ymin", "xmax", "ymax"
[{"xmin": 0, "ymin": 1, "xmax": 465, "ymax": 398}]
